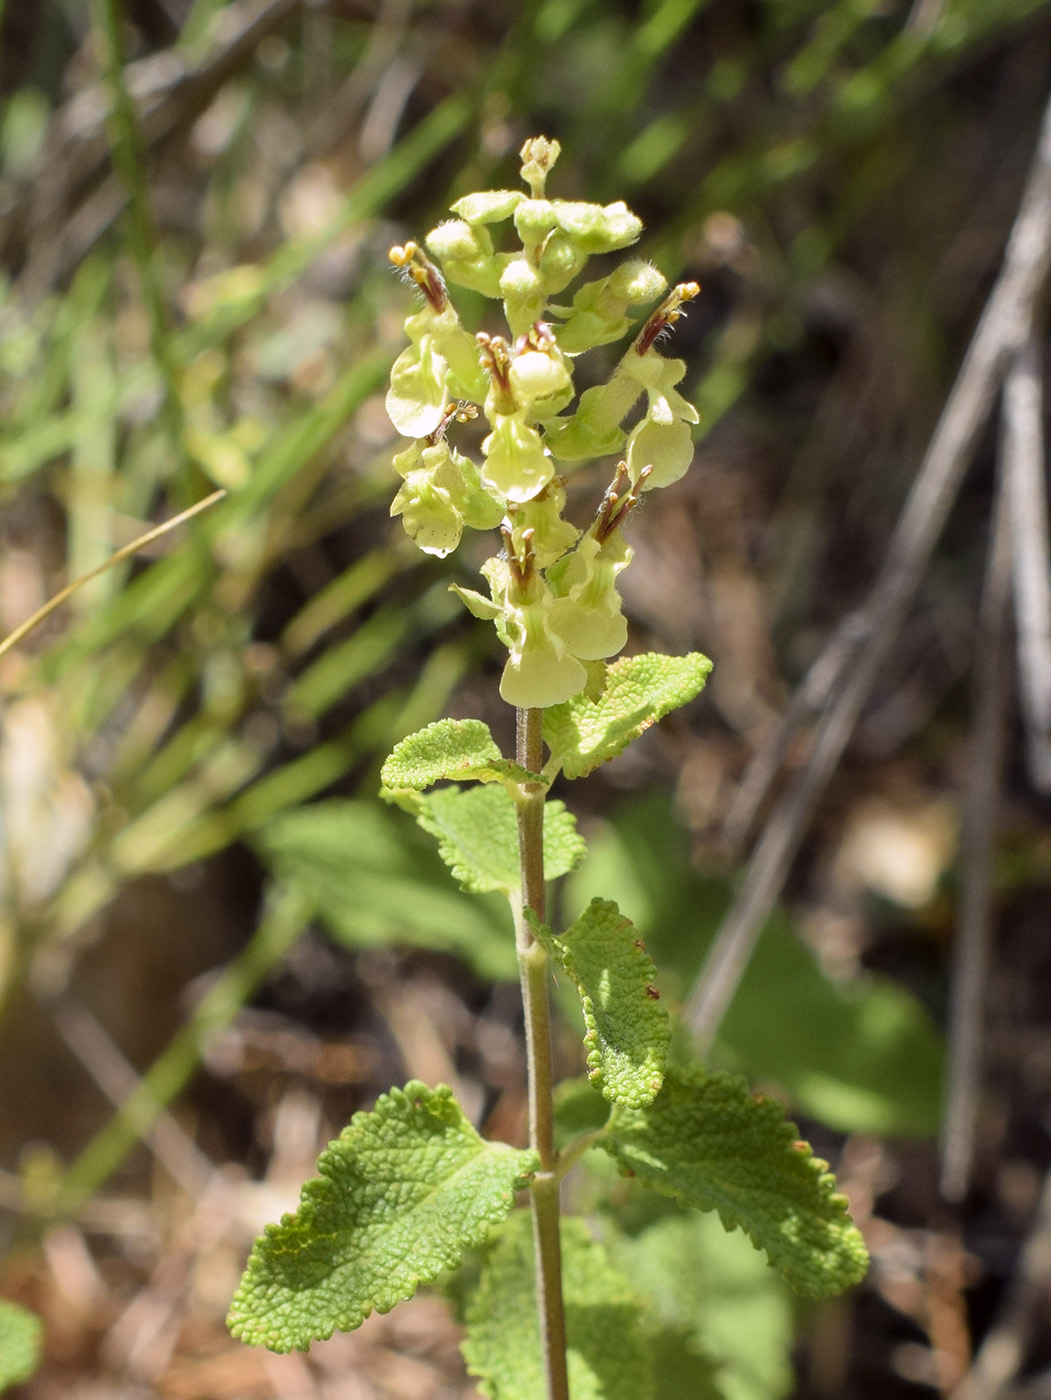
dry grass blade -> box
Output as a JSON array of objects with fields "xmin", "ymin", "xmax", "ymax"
[
  {"xmin": 48, "ymin": 996, "xmax": 213, "ymax": 1200},
  {"xmin": 686, "ymin": 86, "xmax": 1051, "ymax": 1052},
  {"xmin": 0, "ymin": 489, "xmax": 225, "ymax": 663}
]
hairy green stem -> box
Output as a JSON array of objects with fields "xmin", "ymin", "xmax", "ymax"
[{"xmin": 515, "ymin": 706, "xmax": 569, "ymax": 1400}]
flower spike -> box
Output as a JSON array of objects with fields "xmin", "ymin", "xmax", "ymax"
[{"xmin": 385, "ymin": 137, "xmax": 702, "ymax": 706}]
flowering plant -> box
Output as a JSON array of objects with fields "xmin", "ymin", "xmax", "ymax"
[{"xmin": 229, "ymin": 138, "xmax": 867, "ymax": 1400}]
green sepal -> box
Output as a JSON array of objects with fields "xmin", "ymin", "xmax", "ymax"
[
  {"xmin": 602, "ymin": 1066, "xmax": 869, "ymax": 1299},
  {"xmin": 227, "ymin": 1082, "xmax": 538, "ymax": 1353},
  {"xmin": 545, "ymin": 652, "xmax": 712, "ymax": 779},
  {"xmin": 530, "ymin": 898, "xmax": 669, "ymax": 1107},
  {"xmin": 451, "ymin": 582, "xmax": 502, "ymax": 621},
  {"xmin": 405, "ymin": 783, "xmax": 585, "ymax": 895},
  {"xmin": 381, "ymin": 719, "xmax": 545, "ymax": 790},
  {"xmin": 462, "ymin": 1212, "xmax": 653, "ymax": 1400},
  {"xmin": 0, "ymin": 1299, "xmax": 43, "ymax": 1390}
]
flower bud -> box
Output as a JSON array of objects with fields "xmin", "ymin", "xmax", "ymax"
[
  {"xmin": 426, "ymin": 216, "xmax": 508, "ymax": 299},
  {"xmin": 537, "ymin": 232, "xmax": 588, "ymax": 295},
  {"xmin": 514, "ymin": 198, "xmax": 559, "ymax": 247},
  {"xmin": 609, "ymin": 260, "xmax": 668, "ymax": 304},
  {"xmin": 554, "ymin": 261, "xmax": 668, "ymax": 354},
  {"xmin": 519, "ymin": 136, "xmax": 562, "ymax": 198},
  {"xmin": 425, "ymin": 219, "xmax": 492, "ymax": 263},
  {"xmin": 554, "ymin": 200, "xmax": 643, "ymax": 254},
  {"xmin": 499, "ymin": 259, "xmax": 546, "ymax": 338},
  {"xmin": 509, "ymin": 346, "xmax": 572, "ymax": 413},
  {"xmin": 450, "ymin": 190, "xmax": 524, "ymax": 225}
]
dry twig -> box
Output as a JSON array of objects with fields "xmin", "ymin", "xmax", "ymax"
[
  {"xmin": 1007, "ymin": 334, "xmax": 1051, "ymax": 792},
  {"xmin": 687, "ymin": 87, "xmax": 1051, "ymax": 1051},
  {"xmin": 950, "ymin": 1171, "xmax": 1051, "ymax": 1400},
  {"xmin": 939, "ymin": 424, "xmax": 1013, "ymax": 1204}
]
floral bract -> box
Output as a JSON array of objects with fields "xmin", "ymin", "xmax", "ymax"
[{"xmin": 386, "ymin": 137, "xmax": 701, "ymax": 709}]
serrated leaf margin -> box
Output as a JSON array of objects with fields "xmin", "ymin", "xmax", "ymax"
[
  {"xmin": 544, "ymin": 652, "xmax": 712, "ymax": 779},
  {"xmin": 228, "ymin": 1081, "xmax": 538, "ymax": 1352},
  {"xmin": 530, "ymin": 899, "xmax": 669, "ymax": 1107},
  {"xmin": 381, "ymin": 719, "xmax": 544, "ymax": 790},
  {"xmin": 603, "ymin": 1066, "xmax": 869, "ymax": 1298}
]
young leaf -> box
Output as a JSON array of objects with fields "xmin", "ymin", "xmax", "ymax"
[
  {"xmin": 544, "ymin": 652, "xmax": 712, "ymax": 779},
  {"xmin": 409, "ymin": 783, "xmax": 585, "ymax": 895},
  {"xmin": 602, "ymin": 1066, "xmax": 869, "ymax": 1298},
  {"xmin": 0, "ymin": 1298, "xmax": 43, "ymax": 1391},
  {"xmin": 462, "ymin": 1211, "xmax": 653, "ymax": 1400},
  {"xmin": 381, "ymin": 718, "xmax": 544, "ymax": 790},
  {"xmin": 228, "ymin": 1082, "xmax": 538, "ymax": 1352},
  {"xmin": 532, "ymin": 898, "xmax": 669, "ymax": 1107}
]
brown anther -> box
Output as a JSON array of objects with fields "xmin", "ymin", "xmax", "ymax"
[
  {"xmin": 388, "ymin": 240, "xmax": 448, "ymax": 313},
  {"xmin": 478, "ymin": 332, "xmax": 516, "ymax": 411},
  {"xmin": 425, "ymin": 402, "xmax": 460, "ymax": 446},
  {"xmin": 516, "ymin": 321, "xmax": 556, "ymax": 356},
  {"xmin": 635, "ymin": 280, "xmax": 701, "ymax": 356},
  {"xmin": 501, "ymin": 518, "xmax": 535, "ymax": 589},
  {"xmin": 596, "ymin": 461, "xmax": 637, "ymax": 542}
]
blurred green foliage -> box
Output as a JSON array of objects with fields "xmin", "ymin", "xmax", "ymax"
[{"xmin": 0, "ymin": 0, "xmax": 1047, "ymax": 1361}]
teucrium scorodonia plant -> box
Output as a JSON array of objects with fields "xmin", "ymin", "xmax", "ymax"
[{"xmin": 229, "ymin": 138, "xmax": 869, "ymax": 1398}]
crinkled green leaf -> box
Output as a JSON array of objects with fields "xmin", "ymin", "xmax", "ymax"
[
  {"xmin": 228, "ymin": 1082, "xmax": 538, "ymax": 1352},
  {"xmin": 532, "ymin": 898, "xmax": 668, "ymax": 1107},
  {"xmin": 610, "ymin": 1211, "xmax": 794, "ymax": 1400},
  {"xmin": 566, "ymin": 790, "xmax": 945, "ymax": 1135},
  {"xmin": 462, "ymin": 1212, "xmax": 652, "ymax": 1400},
  {"xmin": 603, "ymin": 1066, "xmax": 869, "ymax": 1298},
  {"xmin": 545, "ymin": 653, "xmax": 712, "ymax": 779},
  {"xmin": 381, "ymin": 719, "xmax": 544, "ymax": 790},
  {"xmin": 255, "ymin": 799, "xmax": 516, "ymax": 980},
  {"xmin": 409, "ymin": 783, "xmax": 586, "ymax": 895},
  {"xmin": 0, "ymin": 1299, "xmax": 44, "ymax": 1391}
]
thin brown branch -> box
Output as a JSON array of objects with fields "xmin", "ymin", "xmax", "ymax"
[
  {"xmin": 949, "ymin": 1171, "xmax": 1051, "ymax": 1400},
  {"xmin": 687, "ymin": 85, "xmax": 1051, "ymax": 1052},
  {"xmin": 939, "ymin": 425, "xmax": 1013, "ymax": 1204},
  {"xmin": 1007, "ymin": 333, "xmax": 1051, "ymax": 791}
]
